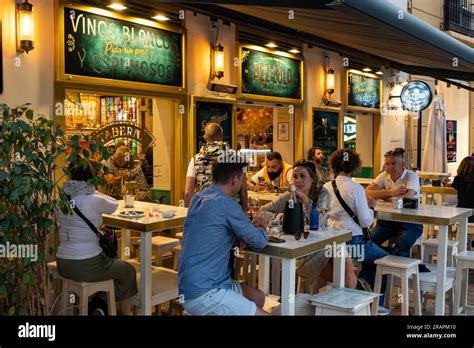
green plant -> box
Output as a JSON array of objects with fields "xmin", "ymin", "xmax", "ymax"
[{"xmin": 0, "ymin": 103, "xmax": 110, "ymax": 315}]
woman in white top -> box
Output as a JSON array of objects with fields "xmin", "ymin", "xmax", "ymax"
[
  {"xmin": 56, "ymin": 162, "xmax": 138, "ymax": 305},
  {"xmin": 323, "ymin": 149, "xmax": 389, "ymax": 292}
]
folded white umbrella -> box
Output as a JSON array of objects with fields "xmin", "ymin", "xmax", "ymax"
[{"xmin": 421, "ymin": 96, "xmax": 448, "ymax": 173}]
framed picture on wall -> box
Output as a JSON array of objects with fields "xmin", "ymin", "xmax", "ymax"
[
  {"xmin": 446, "ymin": 120, "xmax": 457, "ymax": 163},
  {"xmin": 277, "ymin": 122, "xmax": 290, "ymax": 141},
  {"xmin": 345, "ymin": 70, "xmax": 382, "ymax": 113},
  {"xmin": 193, "ymin": 97, "xmax": 235, "ymax": 153},
  {"xmin": 312, "ymin": 109, "xmax": 339, "ymax": 158},
  {"xmin": 0, "ymin": 20, "xmax": 3, "ymax": 94}
]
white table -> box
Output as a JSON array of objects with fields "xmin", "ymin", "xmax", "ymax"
[
  {"xmin": 103, "ymin": 201, "xmax": 187, "ymax": 315},
  {"xmin": 246, "ymin": 229, "xmax": 352, "ymax": 315},
  {"xmin": 374, "ymin": 202, "xmax": 472, "ymax": 315},
  {"xmin": 248, "ymin": 191, "xmax": 283, "ymax": 205}
]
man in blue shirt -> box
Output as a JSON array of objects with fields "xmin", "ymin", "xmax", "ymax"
[{"xmin": 179, "ymin": 157, "xmax": 269, "ymax": 315}]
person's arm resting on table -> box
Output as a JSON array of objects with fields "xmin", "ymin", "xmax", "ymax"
[{"xmin": 226, "ymin": 201, "xmax": 268, "ymax": 250}]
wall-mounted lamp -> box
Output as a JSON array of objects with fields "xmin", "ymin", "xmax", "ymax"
[
  {"xmin": 326, "ymin": 68, "xmax": 335, "ymax": 95},
  {"xmin": 16, "ymin": 0, "xmax": 35, "ymax": 54},
  {"xmin": 211, "ymin": 44, "xmax": 224, "ymax": 79}
]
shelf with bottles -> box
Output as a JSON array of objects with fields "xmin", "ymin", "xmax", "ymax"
[
  {"xmin": 100, "ymin": 96, "xmax": 139, "ymax": 124},
  {"xmin": 65, "ymin": 93, "xmax": 101, "ymax": 131}
]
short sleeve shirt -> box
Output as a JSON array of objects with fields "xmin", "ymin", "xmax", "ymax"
[{"xmin": 372, "ymin": 169, "xmax": 420, "ymax": 199}]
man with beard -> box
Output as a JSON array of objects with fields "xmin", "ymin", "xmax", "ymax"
[
  {"xmin": 308, "ymin": 146, "xmax": 330, "ymax": 184},
  {"xmin": 249, "ymin": 152, "xmax": 293, "ymax": 191}
]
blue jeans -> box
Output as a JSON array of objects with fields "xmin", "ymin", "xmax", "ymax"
[
  {"xmin": 372, "ymin": 220, "xmax": 423, "ymax": 257},
  {"xmin": 348, "ymin": 235, "xmax": 389, "ymax": 304}
]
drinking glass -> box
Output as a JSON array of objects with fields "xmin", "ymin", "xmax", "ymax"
[
  {"xmin": 318, "ymin": 200, "xmax": 329, "ymax": 229},
  {"xmin": 149, "ymin": 203, "xmax": 160, "ymax": 217},
  {"xmin": 248, "ymin": 197, "xmax": 261, "ymax": 218}
]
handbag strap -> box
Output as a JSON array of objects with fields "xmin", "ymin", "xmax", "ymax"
[
  {"xmin": 331, "ymin": 180, "xmax": 360, "ymax": 225},
  {"xmin": 68, "ymin": 196, "xmax": 102, "ymax": 238}
]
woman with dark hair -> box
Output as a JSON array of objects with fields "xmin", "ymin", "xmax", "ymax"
[
  {"xmin": 324, "ymin": 149, "xmax": 389, "ymax": 310},
  {"xmin": 452, "ymin": 155, "xmax": 474, "ymax": 222},
  {"xmin": 261, "ymin": 159, "xmax": 358, "ymax": 289},
  {"xmin": 56, "ymin": 161, "xmax": 138, "ymax": 312}
]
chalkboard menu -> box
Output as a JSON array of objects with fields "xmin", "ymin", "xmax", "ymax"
[
  {"xmin": 346, "ymin": 70, "xmax": 381, "ymax": 112},
  {"xmin": 64, "ymin": 7, "xmax": 183, "ymax": 87},
  {"xmin": 313, "ymin": 110, "xmax": 339, "ymax": 158},
  {"xmin": 195, "ymin": 101, "xmax": 233, "ymax": 153},
  {"xmin": 241, "ymin": 47, "xmax": 301, "ymax": 100}
]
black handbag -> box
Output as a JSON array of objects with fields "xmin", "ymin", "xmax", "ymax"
[
  {"xmin": 331, "ymin": 180, "xmax": 373, "ymax": 242},
  {"xmin": 72, "ymin": 204, "xmax": 118, "ymax": 259}
]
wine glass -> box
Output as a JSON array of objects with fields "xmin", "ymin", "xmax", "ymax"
[
  {"xmin": 248, "ymin": 197, "xmax": 261, "ymax": 219},
  {"xmin": 318, "ymin": 200, "xmax": 329, "ymax": 229}
]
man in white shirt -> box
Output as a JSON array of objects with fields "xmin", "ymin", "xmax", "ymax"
[
  {"xmin": 365, "ymin": 148, "xmax": 423, "ymax": 257},
  {"xmin": 248, "ymin": 152, "xmax": 293, "ymax": 191},
  {"xmin": 184, "ymin": 122, "xmax": 248, "ymax": 209}
]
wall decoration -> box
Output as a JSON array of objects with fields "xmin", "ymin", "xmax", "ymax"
[
  {"xmin": 346, "ymin": 70, "xmax": 382, "ymax": 113},
  {"xmin": 313, "ymin": 109, "xmax": 339, "ymax": 157},
  {"xmin": 195, "ymin": 100, "xmax": 233, "ymax": 153},
  {"xmin": 277, "ymin": 122, "xmax": 290, "ymax": 142},
  {"xmin": 63, "ymin": 7, "xmax": 183, "ymax": 87},
  {"xmin": 240, "ymin": 46, "xmax": 302, "ymax": 102},
  {"xmin": 446, "ymin": 120, "xmax": 457, "ymax": 163},
  {"xmin": 400, "ymin": 80, "xmax": 432, "ymax": 112}
]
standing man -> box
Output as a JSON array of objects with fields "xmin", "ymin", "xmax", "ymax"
[
  {"xmin": 184, "ymin": 122, "xmax": 248, "ymax": 209},
  {"xmin": 249, "ymin": 152, "xmax": 293, "ymax": 191},
  {"xmin": 308, "ymin": 146, "xmax": 330, "ymax": 184},
  {"xmin": 365, "ymin": 148, "xmax": 422, "ymax": 257},
  {"xmin": 179, "ymin": 156, "xmax": 269, "ymax": 315}
]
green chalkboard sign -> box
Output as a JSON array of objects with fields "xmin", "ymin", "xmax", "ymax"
[
  {"xmin": 241, "ymin": 47, "xmax": 301, "ymax": 100},
  {"xmin": 64, "ymin": 7, "xmax": 183, "ymax": 87},
  {"xmin": 195, "ymin": 101, "xmax": 233, "ymax": 153},
  {"xmin": 346, "ymin": 70, "xmax": 381, "ymax": 112}
]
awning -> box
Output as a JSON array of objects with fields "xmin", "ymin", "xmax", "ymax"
[{"xmin": 179, "ymin": 0, "xmax": 474, "ymax": 81}]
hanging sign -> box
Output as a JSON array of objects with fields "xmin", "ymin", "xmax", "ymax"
[
  {"xmin": 63, "ymin": 7, "xmax": 183, "ymax": 87},
  {"xmin": 400, "ymin": 81, "xmax": 432, "ymax": 112},
  {"xmin": 240, "ymin": 46, "xmax": 302, "ymax": 101}
]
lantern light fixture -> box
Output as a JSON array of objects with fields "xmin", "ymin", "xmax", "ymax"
[
  {"xmin": 211, "ymin": 44, "xmax": 225, "ymax": 80},
  {"xmin": 16, "ymin": 0, "xmax": 35, "ymax": 54}
]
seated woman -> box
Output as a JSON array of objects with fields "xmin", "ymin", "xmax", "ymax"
[
  {"xmin": 451, "ymin": 155, "xmax": 474, "ymax": 223},
  {"xmin": 56, "ymin": 161, "xmax": 138, "ymax": 311},
  {"xmin": 260, "ymin": 159, "xmax": 357, "ymax": 289},
  {"xmin": 323, "ymin": 149, "xmax": 389, "ymax": 295}
]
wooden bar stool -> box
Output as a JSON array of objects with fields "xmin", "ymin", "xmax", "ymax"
[
  {"xmin": 454, "ymin": 250, "xmax": 474, "ymax": 314},
  {"xmin": 60, "ymin": 278, "xmax": 116, "ymax": 315},
  {"xmin": 372, "ymin": 255, "xmax": 422, "ymax": 316},
  {"xmin": 422, "ymin": 238, "xmax": 459, "ymax": 267}
]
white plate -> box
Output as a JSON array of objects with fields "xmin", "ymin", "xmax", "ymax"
[{"xmin": 119, "ymin": 210, "xmax": 145, "ymax": 218}]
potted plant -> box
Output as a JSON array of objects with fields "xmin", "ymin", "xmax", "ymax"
[{"xmin": 0, "ymin": 103, "xmax": 110, "ymax": 315}]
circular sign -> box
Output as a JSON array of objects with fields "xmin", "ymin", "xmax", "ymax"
[{"xmin": 400, "ymin": 80, "xmax": 432, "ymax": 112}]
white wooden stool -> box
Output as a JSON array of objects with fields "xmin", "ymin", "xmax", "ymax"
[
  {"xmin": 454, "ymin": 250, "xmax": 474, "ymax": 314},
  {"xmin": 310, "ymin": 287, "xmax": 379, "ymax": 315},
  {"xmin": 172, "ymin": 245, "xmax": 181, "ymax": 271},
  {"xmin": 60, "ymin": 278, "xmax": 116, "ymax": 316},
  {"xmin": 124, "ymin": 265, "xmax": 179, "ymax": 315},
  {"xmin": 422, "ymin": 238, "xmax": 459, "ymax": 267},
  {"xmin": 145, "ymin": 236, "xmax": 180, "ymax": 267},
  {"xmin": 372, "ymin": 255, "xmax": 422, "ymax": 316}
]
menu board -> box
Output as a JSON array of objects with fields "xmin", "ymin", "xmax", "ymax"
[
  {"xmin": 64, "ymin": 7, "xmax": 183, "ymax": 87},
  {"xmin": 241, "ymin": 47, "xmax": 301, "ymax": 100},
  {"xmin": 195, "ymin": 101, "xmax": 233, "ymax": 153},
  {"xmin": 346, "ymin": 70, "xmax": 381, "ymax": 112},
  {"xmin": 447, "ymin": 120, "xmax": 457, "ymax": 163},
  {"xmin": 313, "ymin": 109, "xmax": 339, "ymax": 158}
]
